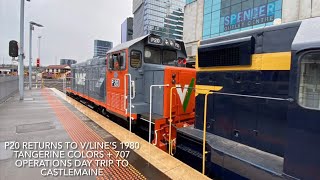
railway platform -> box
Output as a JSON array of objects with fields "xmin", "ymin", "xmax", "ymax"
[{"xmin": 0, "ymin": 88, "xmax": 209, "ymax": 180}]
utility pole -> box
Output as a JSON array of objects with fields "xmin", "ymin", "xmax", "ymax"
[
  {"xmin": 19, "ymin": 0, "xmax": 25, "ymax": 100},
  {"xmin": 29, "ymin": 24, "xmax": 33, "ymax": 90}
]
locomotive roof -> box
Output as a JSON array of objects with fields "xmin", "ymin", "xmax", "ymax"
[
  {"xmin": 199, "ymin": 21, "xmax": 302, "ymax": 55},
  {"xmin": 71, "ymin": 57, "xmax": 105, "ymax": 68},
  {"xmin": 292, "ymin": 17, "xmax": 320, "ymax": 51},
  {"xmin": 107, "ymin": 35, "xmax": 149, "ymax": 54},
  {"xmin": 200, "ymin": 17, "xmax": 320, "ymax": 54}
]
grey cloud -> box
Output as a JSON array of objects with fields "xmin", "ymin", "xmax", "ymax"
[{"xmin": 0, "ymin": 0, "xmax": 133, "ymax": 65}]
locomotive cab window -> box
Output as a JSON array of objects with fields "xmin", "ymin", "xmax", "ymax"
[
  {"xmin": 144, "ymin": 46, "xmax": 161, "ymax": 64},
  {"xmin": 108, "ymin": 52, "xmax": 126, "ymax": 70},
  {"xmin": 298, "ymin": 51, "xmax": 320, "ymax": 110},
  {"xmin": 108, "ymin": 55, "xmax": 113, "ymax": 70},
  {"xmin": 130, "ymin": 50, "xmax": 142, "ymax": 68},
  {"xmin": 163, "ymin": 50, "xmax": 177, "ymax": 65},
  {"xmin": 119, "ymin": 52, "xmax": 126, "ymax": 70}
]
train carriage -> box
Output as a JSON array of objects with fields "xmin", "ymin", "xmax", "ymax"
[
  {"xmin": 176, "ymin": 17, "xmax": 320, "ymax": 180},
  {"xmin": 67, "ymin": 34, "xmax": 196, "ymax": 151}
]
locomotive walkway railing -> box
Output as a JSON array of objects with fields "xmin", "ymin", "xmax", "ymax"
[
  {"xmin": 202, "ymin": 91, "xmax": 212, "ymax": 174},
  {"xmin": 148, "ymin": 84, "xmax": 169, "ymax": 144},
  {"xmin": 167, "ymin": 86, "xmax": 215, "ymax": 174},
  {"xmin": 124, "ymin": 74, "xmax": 134, "ymax": 132},
  {"xmin": 211, "ymin": 92, "xmax": 294, "ymax": 102},
  {"xmin": 169, "ymin": 87, "xmax": 176, "ymax": 155},
  {"xmin": 168, "ymin": 86, "xmax": 294, "ymax": 175}
]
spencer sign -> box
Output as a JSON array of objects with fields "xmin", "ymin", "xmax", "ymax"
[{"xmin": 224, "ymin": 1, "xmax": 278, "ymax": 31}]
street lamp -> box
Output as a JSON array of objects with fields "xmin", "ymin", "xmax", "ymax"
[{"xmin": 29, "ymin": 21, "xmax": 43, "ymax": 90}]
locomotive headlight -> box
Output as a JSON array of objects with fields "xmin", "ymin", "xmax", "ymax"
[
  {"xmin": 174, "ymin": 42, "xmax": 180, "ymax": 49},
  {"xmin": 169, "ymin": 40, "xmax": 174, "ymax": 46},
  {"xmin": 165, "ymin": 39, "xmax": 169, "ymax": 45}
]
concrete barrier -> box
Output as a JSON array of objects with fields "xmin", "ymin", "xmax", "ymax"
[{"xmin": 0, "ymin": 76, "xmax": 18, "ymax": 103}]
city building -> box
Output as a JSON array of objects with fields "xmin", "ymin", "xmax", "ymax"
[
  {"xmin": 43, "ymin": 65, "xmax": 70, "ymax": 79},
  {"xmin": 183, "ymin": 0, "xmax": 320, "ymax": 59},
  {"xmin": 0, "ymin": 64, "xmax": 18, "ymax": 75},
  {"xmin": 183, "ymin": 0, "xmax": 204, "ymax": 60},
  {"xmin": 186, "ymin": 0, "xmax": 196, "ymax": 4},
  {"xmin": 202, "ymin": 0, "xmax": 284, "ymax": 40},
  {"xmin": 94, "ymin": 40, "xmax": 113, "ymax": 57},
  {"xmin": 121, "ymin": 17, "xmax": 134, "ymax": 43},
  {"xmin": 60, "ymin": 59, "xmax": 77, "ymax": 66},
  {"xmin": 132, "ymin": 0, "xmax": 185, "ymax": 41}
]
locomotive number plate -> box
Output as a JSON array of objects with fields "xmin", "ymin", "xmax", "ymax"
[{"xmin": 111, "ymin": 79, "xmax": 120, "ymax": 87}]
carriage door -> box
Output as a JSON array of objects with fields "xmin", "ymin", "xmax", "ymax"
[
  {"xmin": 106, "ymin": 50, "xmax": 128, "ymax": 117},
  {"xmin": 285, "ymin": 51, "xmax": 320, "ymax": 179}
]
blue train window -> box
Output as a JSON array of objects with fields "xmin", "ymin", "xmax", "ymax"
[{"xmin": 298, "ymin": 52, "xmax": 320, "ymax": 110}]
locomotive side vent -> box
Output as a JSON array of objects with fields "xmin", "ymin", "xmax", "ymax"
[{"xmin": 198, "ymin": 36, "xmax": 255, "ymax": 67}]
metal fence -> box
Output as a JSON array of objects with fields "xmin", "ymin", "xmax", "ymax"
[
  {"xmin": 0, "ymin": 76, "xmax": 19, "ymax": 103},
  {"xmin": 41, "ymin": 79, "xmax": 65, "ymax": 92}
]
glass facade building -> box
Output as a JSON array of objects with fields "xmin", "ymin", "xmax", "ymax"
[
  {"xmin": 186, "ymin": 0, "xmax": 196, "ymax": 4},
  {"xmin": 133, "ymin": 0, "xmax": 185, "ymax": 41},
  {"xmin": 202, "ymin": 0, "xmax": 283, "ymax": 39},
  {"xmin": 121, "ymin": 17, "xmax": 133, "ymax": 43},
  {"xmin": 94, "ymin": 40, "xmax": 113, "ymax": 57}
]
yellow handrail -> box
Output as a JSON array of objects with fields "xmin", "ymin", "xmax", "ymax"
[
  {"xmin": 203, "ymin": 92, "xmax": 213, "ymax": 174},
  {"xmin": 169, "ymin": 86, "xmax": 176, "ymax": 155},
  {"xmin": 169, "ymin": 84, "xmax": 220, "ymax": 165}
]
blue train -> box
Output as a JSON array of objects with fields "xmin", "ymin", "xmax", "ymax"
[{"xmin": 175, "ymin": 17, "xmax": 320, "ymax": 179}]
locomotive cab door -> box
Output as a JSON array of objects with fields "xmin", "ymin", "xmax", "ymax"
[
  {"xmin": 106, "ymin": 50, "xmax": 128, "ymax": 118},
  {"xmin": 285, "ymin": 50, "xmax": 320, "ymax": 179},
  {"xmin": 128, "ymin": 50, "xmax": 143, "ymax": 106}
]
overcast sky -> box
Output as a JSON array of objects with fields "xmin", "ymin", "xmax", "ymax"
[{"xmin": 0, "ymin": 0, "xmax": 133, "ymax": 65}]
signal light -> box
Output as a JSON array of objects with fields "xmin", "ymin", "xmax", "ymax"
[
  {"xmin": 36, "ymin": 58, "xmax": 40, "ymax": 67},
  {"xmin": 9, "ymin": 40, "xmax": 19, "ymax": 57}
]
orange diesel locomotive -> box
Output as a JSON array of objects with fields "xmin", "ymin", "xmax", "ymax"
[{"xmin": 66, "ymin": 34, "xmax": 195, "ymax": 151}]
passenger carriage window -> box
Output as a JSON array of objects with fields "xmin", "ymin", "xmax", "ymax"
[
  {"xmin": 131, "ymin": 50, "xmax": 142, "ymax": 68},
  {"xmin": 144, "ymin": 46, "xmax": 161, "ymax": 64},
  {"xmin": 298, "ymin": 52, "xmax": 320, "ymax": 110},
  {"xmin": 163, "ymin": 50, "xmax": 177, "ymax": 65}
]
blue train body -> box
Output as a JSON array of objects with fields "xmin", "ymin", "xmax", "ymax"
[{"xmin": 176, "ymin": 18, "xmax": 320, "ymax": 180}]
